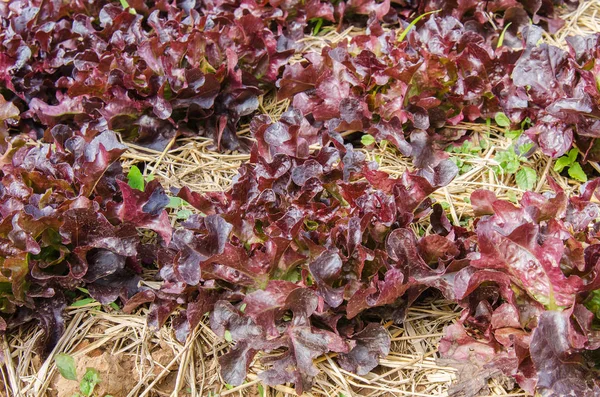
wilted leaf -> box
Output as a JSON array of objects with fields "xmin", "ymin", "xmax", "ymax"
[{"xmin": 55, "ymin": 353, "xmax": 77, "ymax": 381}]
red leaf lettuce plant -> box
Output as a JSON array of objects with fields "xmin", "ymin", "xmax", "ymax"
[
  {"xmin": 125, "ymin": 112, "xmax": 460, "ymax": 392},
  {"xmin": 0, "ymin": 126, "xmax": 171, "ymax": 351},
  {"xmin": 277, "ymin": 14, "xmax": 600, "ymax": 170},
  {"xmin": 124, "ymin": 113, "xmax": 600, "ymax": 395}
]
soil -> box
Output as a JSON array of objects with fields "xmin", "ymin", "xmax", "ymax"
[
  {"xmin": 45, "ymin": 339, "xmax": 189, "ymax": 397},
  {"xmin": 51, "ymin": 351, "xmax": 137, "ymax": 397}
]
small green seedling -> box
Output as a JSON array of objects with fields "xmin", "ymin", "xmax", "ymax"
[
  {"xmin": 494, "ymin": 112, "xmax": 531, "ymax": 140},
  {"xmin": 361, "ymin": 135, "xmax": 390, "ymax": 161},
  {"xmin": 361, "ymin": 134, "xmax": 376, "ymax": 146},
  {"xmin": 166, "ymin": 196, "xmax": 185, "ymax": 208},
  {"xmin": 55, "ymin": 354, "xmax": 103, "ymax": 397},
  {"xmin": 127, "ymin": 165, "xmax": 144, "ymax": 191},
  {"xmin": 494, "ymin": 112, "xmax": 511, "ymax": 128},
  {"xmin": 494, "ymin": 144, "xmax": 537, "ymax": 191},
  {"xmin": 128, "ymin": 167, "xmax": 195, "ymax": 219},
  {"xmin": 515, "ymin": 166, "xmax": 537, "ymax": 192},
  {"xmin": 445, "ymin": 141, "xmax": 482, "ymax": 174},
  {"xmin": 127, "ymin": 165, "xmax": 157, "ymax": 191},
  {"xmin": 166, "ymin": 196, "xmax": 193, "ymax": 220},
  {"xmin": 176, "ymin": 209, "xmax": 193, "ymax": 220},
  {"xmin": 79, "ymin": 368, "xmax": 101, "ymax": 397},
  {"xmin": 554, "ymin": 148, "xmax": 587, "ymax": 183}
]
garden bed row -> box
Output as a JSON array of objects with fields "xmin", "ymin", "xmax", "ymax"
[{"xmin": 1, "ymin": 1, "xmax": 600, "ymax": 396}]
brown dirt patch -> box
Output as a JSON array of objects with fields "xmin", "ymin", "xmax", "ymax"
[{"xmin": 50, "ymin": 352, "xmax": 137, "ymax": 397}]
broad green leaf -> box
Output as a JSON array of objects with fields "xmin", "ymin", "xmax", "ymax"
[
  {"xmin": 224, "ymin": 330, "xmax": 233, "ymax": 342},
  {"xmin": 176, "ymin": 209, "xmax": 193, "ymax": 220},
  {"xmin": 460, "ymin": 164, "xmax": 473, "ymax": 174},
  {"xmin": 568, "ymin": 163, "xmax": 588, "ymax": 183},
  {"xmin": 127, "ymin": 165, "xmax": 144, "ymax": 191},
  {"xmin": 360, "ymin": 134, "xmax": 376, "ymax": 146},
  {"xmin": 80, "ymin": 368, "xmax": 100, "ymax": 397},
  {"xmin": 258, "ymin": 384, "xmax": 265, "ymax": 397},
  {"xmin": 452, "ymin": 156, "xmax": 464, "ymax": 170},
  {"xmin": 568, "ymin": 148, "xmax": 579, "ymax": 163},
  {"xmin": 55, "ymin": 353, "xmax": 78, "ymax": 381},
  {"xmin": 494, "ymin": 150, "xmax": 514, "ymax": 163},
  {"xmin": 398, "ymin": 10, "xmax": 441, "ymax": 42},
  {"xmin": 109, "ymin": 302, "xmax": 119, "ymax": 311},
  {"xmin": 518, "ymin": 143, "xmax": 533, "ymax": 154},
  {"xmin": 494, "ymin": 112, "xmax": 511, "ymax": 127},
  {"xmin": 225, "ymin": 384, "xmax": 234, "ymax": 390},
  {"xmin": 497, "ymin": 22, "xmax": 512, "ymax": 48},
  {"xmin": 167, "ymin": 196, "xmax": 186, "ymax": 208},
  {"xmin": 554, "ymin": 156, "xmax": 572, "ymax": 173},
  {"xmin": 505, "ymin": 129, "xmax": 522, "ymax": 140},
  {"xmin": 516, "ymin": 167, "xmax": 537, "ymax": 190},
  {"xmin": 504, "ymin": 159, "xmax": 520, "ymax": 175}
]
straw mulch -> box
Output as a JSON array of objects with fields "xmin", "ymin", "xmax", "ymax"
[{"xmin": 2, "ymin": 2, "xmax": 600, "ymax": 396}]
